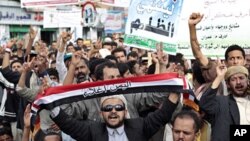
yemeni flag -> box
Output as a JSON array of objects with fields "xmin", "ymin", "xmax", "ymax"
[{"xmin": 31, "ymin": 73, "xmax": 189, "ymax": 115}]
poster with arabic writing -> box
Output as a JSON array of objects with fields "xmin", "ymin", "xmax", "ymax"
[
  {"xmin": 177, "ymin": 0, "xmax": 250, "ymax": 59},
  {"xmin": 104, "ymin": 11, "xmax": 124, "ymax": 34},
  {"xmin": 100, "ymin": 0, "xmax": 131, "ymax": 7},
  {"xmin": 124, "ymin": 0, "xmax": 184, "ymax": 55},
  {"xmin": 43, "ymin": 8, "xmax": 82, "ymax": 28},
  {"xmin": 0, "ymin": 25, "xmax": 10, "ymax": 48},
  {"xmin": 21, "ymin": 0, "xmax": 94, "ymax": 8}
]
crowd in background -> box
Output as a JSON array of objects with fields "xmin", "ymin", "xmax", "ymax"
[{"xmin": 0, "ymin": 12, "xmax": 249, "ymax": 141}]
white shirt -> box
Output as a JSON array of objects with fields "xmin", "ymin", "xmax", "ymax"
[
  {"xmin": 107, "ymin": 125, "xmax": 128, "ymax": 141},
  {"xmin": 234, "ymin": 95, "xmax": 250, "ymax": 124},
  {"xmin": 56, "ymin": 49, "xmax": 67, "ymax": 83}
]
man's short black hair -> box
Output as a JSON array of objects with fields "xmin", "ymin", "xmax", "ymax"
[
  {"xmin": 44, "ymin": 131, "xmax": 62, "ymax": 141},
  {"xmin": 80, "ymin": 57, "xmax": 89, "ymax": 70},
  {"xmin": 105, "ymin": 55, "xmax": 118, "ymax": 63},
  {"xmin": 168, "ymin": 53, "xmax": 184, "ymax": 66},
  {"xmin": 66, "ymin": 42, "xmax": 74, "ymax": 49},
  {"xmin": 76, "ymin": 38, "xmax": 83, "ymax": 42},
  {"xmin": 126, "ymin": 60, "xmax": 138, "ymax": 74},
  {"xmin": 48, "ymin": 51, "xmax": 57, "ymax": 58},
  {"xmin": 111, "ymin": 47, "xmax": 127, "ymax": 56},
  {"xmin": 10, "ymin": 59, "xmax": 23, "ymax": 68},
  {"xmin": 89, "ymin": 58, "xmax": 108, "ymax": 77},
  {"xmin": 225, "ymin": 44, "xmax": 245, "ymax": 61},
  {"xmin": 46, "ymin": 68, "xmax": 59, "ymax": 80},
  {"xmin": 0, "ymin": 121, "xmax": 13, "ymax": 138},
  {"xmin": 94, "ymin": 61, "xmax": 118, "ymax": 81},
  {"xmin": 171, "ymin": 110, "xmax": 202, "ymax": 133},
  {"xmin": 127, "ymin": 51, "xmax": 138, "ymax": 59},
  {"xmin": 192, "ymin": 60, "xmax": 206, "ymax": 85},
  {"xmin": 111, "ymin": 42, "xmax": 118, "ymax": 47},
  {"xmin": 117, "ymin": 63, "xmax": 130, "ymax": 77},
  {"xmin": 51, "ymin": 60, "xmax": 56, "ymax": 64},
  {"xmin": 34, "ymin": 129, "xmax": 62, "ymax": 141}
]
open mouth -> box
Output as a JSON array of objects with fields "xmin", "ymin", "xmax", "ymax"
[
  {"xmin": 77, "ymin": 75, "xmax": 86, "ymax": 83},
  {"xmin": 235, "ymin": 85, "xmax": 244, "ymax": 91},
  {"xmin": 108, "ymin": 114, "xmax": 119, "ymax": 120}
]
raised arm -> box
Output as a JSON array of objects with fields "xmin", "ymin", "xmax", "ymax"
[
  {"xmin": 25, "ymin": 26, "xmax": 37, "ymax": 56},
  {"xmin": 51, "ymin": 107, "xmax": 91, "ymax": 141},
  {"xmin": 155, "ymin": 42, "xmax": 169, "ymax": 73},
  {"xmin": 63, "ymin": 51, "xmax": 82, "ymax": 85},
  {"xmin": 143, "ymin": 92, "xmax": 179, "ymax": 139},
  {"xmin": 199, "ymin": 59, "xmax": 227, "ymax": 115},
  {"xmin": 56, "ymin": 32, "xmax": 72, "ymax": 82},
  {"xmin": 16, "ymin": 57, "xmax": 39, "ymax": 102},
  {"xmin": 17, "ymin": 56, "xmax": 34, "ymax": 88},
  {"xmin": 188, "ymin": 13, "xmax": 209, "ymax": 67},
  {"xmin": 22, "ymin": 104, "xmax": 31, "ymax": 141},
  {"xmin": 151, "ymin": 52, "xmax": 160, "ymax": 74},
  {"xmin": 211, "ymin": 59, "xmax": 227, "ymax": 89},
  {"xmin": 2, "ymin": 39, "xmax": 15, "ymax": 68}
]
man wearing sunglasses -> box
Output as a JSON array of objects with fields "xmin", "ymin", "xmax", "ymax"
[{"xmin": 50, "ymin": 93, "xmax": 179, "ymax": 141}]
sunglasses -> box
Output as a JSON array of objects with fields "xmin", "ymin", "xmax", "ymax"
[{"xmin": 101, "ymin": 104, "xmax": 125, "ymax": 112}]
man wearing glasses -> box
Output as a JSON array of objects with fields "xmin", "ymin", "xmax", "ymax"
[{"xmin": 50, "ymin": 93, "xmax": 179, "ymax": 141}]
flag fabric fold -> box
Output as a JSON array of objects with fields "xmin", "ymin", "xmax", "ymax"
[{"xmin": 31, "ymin": 73, "xmax": 188, "ymax": 120}]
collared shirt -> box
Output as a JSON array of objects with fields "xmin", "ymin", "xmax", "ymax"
[
  {"xmin": 234, "ymin": 95, "xmax": 250, "ymax": 124},
  {"xmin": 107, "ymin": 125, "xmax": 128, "ymax": 141}
]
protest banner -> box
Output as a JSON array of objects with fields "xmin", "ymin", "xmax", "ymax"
[
  {"xmin": 0, "ymin": 26, "xmax": 10, "ymax": 48},
  {"xmin": 104, "ymin": 11, "xmax": 124, "ymax": 34},
  {"xmin": 43, "ymin": 8, "xmax": 82, "ymax": 28},
  {"xmin": 124, "ymin": 0, "xmax": 184, "ymax": 55},
  {"xmin": 99, "ymin": 0, "xmax": 131, "ymax": 8},
  {"xmin": 177, "ymin": 0, "xmax": 250, "ymax": 59},
  {"xmin": 21, "ymin": 0, "xmax": 80, "ymax": 7}
]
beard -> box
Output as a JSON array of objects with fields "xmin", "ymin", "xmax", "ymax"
[
  {"xmin": 76, "ymin": 72, "xmax": 88, "ymax": 83},
  {"xmin": 229, "ymin": 86, "xmax": 248, "ymax": 97},
  {"xmin": 104, "ymin": 113, "xmax": 125, "ymax": 129}
]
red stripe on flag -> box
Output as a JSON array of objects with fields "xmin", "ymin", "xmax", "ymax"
[
  {"xmin": 35, "ymin": 73, "xmax": 179, "ymax": 99},
  {"xmin": 183, "ymin": 93, "xmax": 189, "ymax": 99},
  {"xmin": 182, "ymin": 76, "xmax": 187, "ymax": 89}
]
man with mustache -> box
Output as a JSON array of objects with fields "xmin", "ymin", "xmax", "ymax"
[
  {"xmin": 199, "ymin": 60, "xmax": 250, "ymax": 141},
  {"xmin": 172, "ymin": 110, "xmax": 202, "ymax": 141},
  {"xmin": 50, "ymin": 93, "xmax": 179, "ymax": 141},
  {"xmin": 63, "ymin": 51, "xmax": 90, "ymax": 84}
]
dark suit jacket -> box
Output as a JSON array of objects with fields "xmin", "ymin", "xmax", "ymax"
[
  {"xmin": 200, "ymin": 87, "xmax": 240, "ymax": 141},
  {"xmin": 52, "ymin": 99, "xmax": 177, "ymax": 141}
]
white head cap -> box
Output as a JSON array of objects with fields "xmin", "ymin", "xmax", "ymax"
[{"xmin": 100, "ymin": 95, "xmax": 130, "ymax": 118}]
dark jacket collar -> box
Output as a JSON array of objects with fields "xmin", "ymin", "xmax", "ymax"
[{"xmin": 229, "ymin": 94, "xmax": 240, "ymax": 124}]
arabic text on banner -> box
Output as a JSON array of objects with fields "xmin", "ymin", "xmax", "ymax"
[
  {"xmin": 104, "ymin": 11, "xmax": 124, "ymax": 34},
  {"xmin": 43, "ymin": 8, "xmax": 82, "ymax": 28},
  {"xmin": 177, "ymin": 0, "xmax": 250, "ymax": 59},
  {"xmin": 100, "ymin": 0, "xmax": 131, "ymax": 8},
  {"xmin": 21, "ymin": 0, "xmax": 96, "ymax": 8},
  {"xmin": 124, "ymin": 0, "xmax": 184, "ymax": 55}
]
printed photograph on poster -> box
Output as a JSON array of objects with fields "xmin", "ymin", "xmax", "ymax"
[
  {"xmin": 43, "ymin": 8, "xmax": 82, "ymax": 28},
  {"xmin": 82, "ymin": 1, "xmax": 97, "ymax": 27}
]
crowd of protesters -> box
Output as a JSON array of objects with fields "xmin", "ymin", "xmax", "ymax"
[{"xmin": 0, "ymin": 12, "xmax": 249, "ymax": 141}]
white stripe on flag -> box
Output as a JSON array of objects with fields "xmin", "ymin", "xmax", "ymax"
[{"xmin": 33, "ymin": 78, "xmax": 183, "ymax": 105}]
